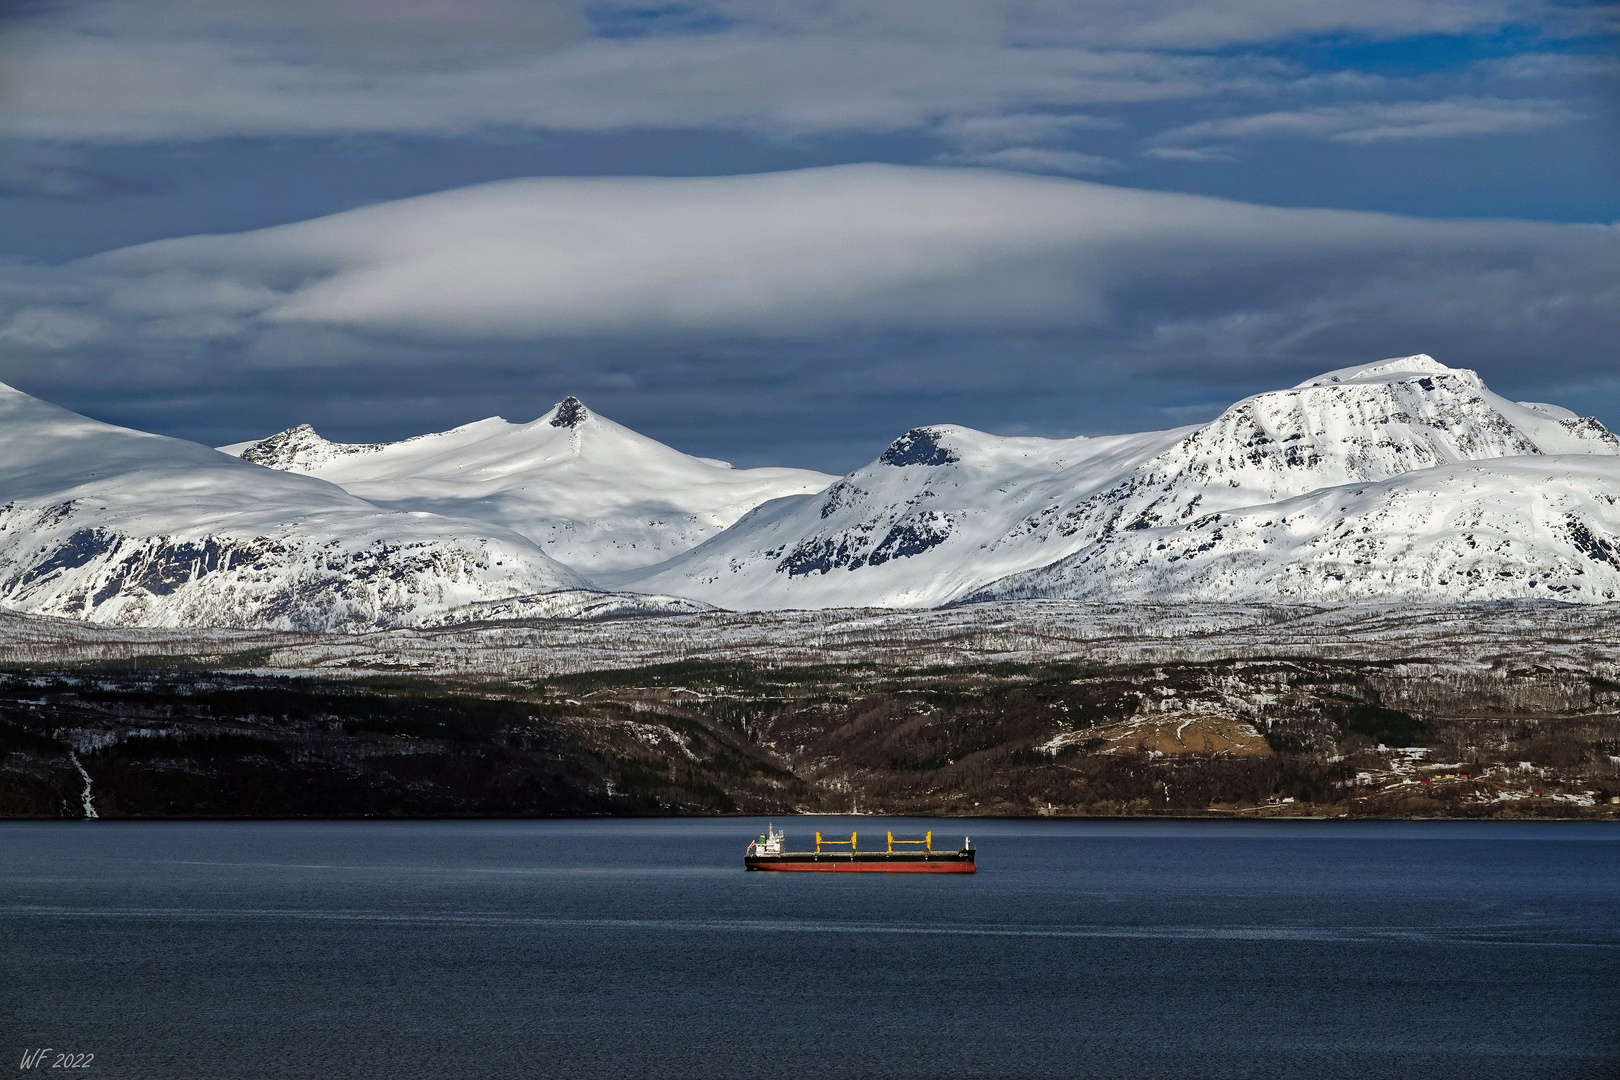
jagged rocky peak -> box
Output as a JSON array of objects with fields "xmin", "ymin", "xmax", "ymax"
[
  {"xmin": 549, "ymin": 396, "xmax": 590, "ymax": 428},
  {"xmin": 880, "ymin": 427, "xmax": 959, "ymax": 467},
  {"xmin": 1556, "ymin": 415, "xmax": 1620, "ymax": 450},
  {"xmin": 1017, "ymin": 353, "xmax": 1586, "ymax": 540},
  {"xmin": 1505, "ymin": 400, "xmax": 1620, "ymax": 452},
  {"xmin": 1184, "ymin": 354, "xmax": 1541, "ymax": 478},
  {"xmin": 1289, "ymin": 355, "xmax": 1617, "ymax": 450},
  {"xmin": 237, "ymin": 425, "xmax": 385, "ymax": 470}
]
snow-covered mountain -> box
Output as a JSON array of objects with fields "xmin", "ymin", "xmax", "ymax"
[
  {"xmin": 9, "ymin": 355, "xmax": 1620, "ymax": 627},
  {"xmin": 970, "ymin": 357, "xmax": 1620, "ymax": 605},
  {"xmin": 0, "ymin": 381, "xmax": 598, "ymax": 630},
  {"xmin": 970, "ymin": 455, "xmax": 1620, "ymax": 605},
  {"xmin": 221, "ymin": 397, "xmax": 834, "ymax": 573},
  {"xmin": 612, "ymin": 355, "xmax": 1620, "ymax": 608},
  {"xmin": 600, "ymin": 423, "xmax": 1189, "ymax": 608}
]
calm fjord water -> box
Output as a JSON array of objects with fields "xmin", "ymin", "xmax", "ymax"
[{"xmin": 3, "ymin": 819, "xmax": 1616, "ymax": 1080}]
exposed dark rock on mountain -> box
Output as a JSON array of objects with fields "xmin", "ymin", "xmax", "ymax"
[
  {"xmin": 237, "ymin": 424, "xmax": 386, "ymax": 470},
  {"xmin": 880, "ymin": 427, "xmax": 959, "ymax": 467},
  {"xmin": 549, "ymin": 395, "xmax": 589, "ymax": 428}
]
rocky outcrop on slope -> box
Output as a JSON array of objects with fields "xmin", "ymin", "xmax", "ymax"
[
  {"xmin": 0, "ymin": 501, "xmax": 581, "ymax": 631},
  {"xmin": 235, "ymin": 424, "xmax": 387, "ymax": 471}
]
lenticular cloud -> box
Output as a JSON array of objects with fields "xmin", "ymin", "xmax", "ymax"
[{"xmin": 67, "ymin": 165, "xmax": 1617, "ymax": 350}]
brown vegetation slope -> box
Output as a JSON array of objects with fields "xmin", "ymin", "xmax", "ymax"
[{"xmin": 3, "ymin": 656, "xmax": 1617, "ymax": 819}]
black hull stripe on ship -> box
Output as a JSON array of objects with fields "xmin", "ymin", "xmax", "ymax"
[{"xmin": 746, "ymin": 851, "xmax": 974, "ymax": 865}]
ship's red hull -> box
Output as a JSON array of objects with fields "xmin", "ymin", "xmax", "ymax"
[
  {"xmin": 745, "ymin": 850, "xmax": 976, "ymax": 873},
  {"xmin": 748, "ymin": 860, "xmax": 975, "ymax": 873}
]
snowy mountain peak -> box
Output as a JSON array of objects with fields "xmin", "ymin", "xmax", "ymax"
[
  {"xmin": 220, "ymin": 398, "xmax": 834, "ymax": 573},
  {"xmin": 236, "ymin": 424, "xmax": 385, "ymax": 471},
  {"xmin": 880, "ymin": 427, "xmax": 960, "ymax": 467},
  {"xmin": 548, "ymin": 396, "xmax": 590, "ymax": 429},
  {"xmin": 0, "ymin": 384, "xmax": 588, "ymax": 630},
  {"xmin": 616, "ymin": 352, "xmax": 1620, "ymax": 611},
  {"xmin": 1082, "ymin": 352, "xmax": 1620, "ymax": 534},
  {"xmin": 966, "ymin": 358, "xmax": 1620, "ymax": 607},
  {"xmin": 1295, "ymin": 353, "xmax": 1460, "ymax": 388}
]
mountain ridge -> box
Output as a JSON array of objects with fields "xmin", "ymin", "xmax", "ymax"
[
  {"xmin": 612, "ymin": 355, "xmax": 1620, "ymax": 609},
  {"xmin": 7, "ymin": 353, "xmax": 1620, "ymax": 627},
  {"xmin": 222, "ymin": 395, "xmax": 835, "ymax": 573},
  {"xmin": 0, "ymin": 381, "xmax": 702, "ymax": 631}
]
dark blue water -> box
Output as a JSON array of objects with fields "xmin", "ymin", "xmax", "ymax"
[{"xmin": 2, "ymin": 819, "xmax": 1616, "ymax": 1080}]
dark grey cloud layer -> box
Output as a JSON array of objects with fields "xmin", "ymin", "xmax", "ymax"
[{"xmin": 4, "ymin": 0, "xmax": 1610, "ymax": 156}]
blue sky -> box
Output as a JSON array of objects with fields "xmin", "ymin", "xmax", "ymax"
[{"xmin": 0, "ymin": 0, "xmax": 1616, "ymax": 469}]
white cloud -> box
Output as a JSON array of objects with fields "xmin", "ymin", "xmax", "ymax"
[
  {"xmin": 0, "ymin": 0, "xmax": 1578, "ymax": 144},
  {"xmin": 1143, "ymin": 145, "xmax": 1235, "ymax": 161},
  {"xmin": 10, "ymin": 0, "xmax": 589, "ymax": 66},
  {"xmin": 0, "ymin": 307, "xmax": 109, "ymax": 350},
  {"xmin": 935, "ymin": 112, "xmax": 1121, "ymax": 147},
  {"xmin": 0, "ymin": 29, "xmax": 1208, "ymax": 143},
  {"xmin": 1153, "ymin": 96, "xmax": 1584, "ymax": 150},
  {"xmin": 42, "ymin": 166, "xmax": 1614, "ymax": 351},
  {"xmin": 931, "ymin": 148, "xmax": 1120, "ymax": 174},
  {"xmin": 1487, "ymin": 52, "xmax": 1620, "ymax": 81},
  {"xmin": 932, "ymin": 113, "xmax": 1122, "ymax": 173},
  {"xmin": 103, "ymin": 270, "xmax": 283, "ymax": 318},
  {"xmin": 7, "ymin": 165, "xmax": 1617, "ymax": 461}
]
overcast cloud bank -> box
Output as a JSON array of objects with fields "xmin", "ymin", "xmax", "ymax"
[{"xmin": 3, "ymin": 0, "xmax": 1611, "ymax": 172}]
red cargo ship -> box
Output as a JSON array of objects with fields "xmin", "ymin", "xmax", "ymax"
[{"xmin": 744, "ymin": 825, "xmax": 976, "ymax": 873}]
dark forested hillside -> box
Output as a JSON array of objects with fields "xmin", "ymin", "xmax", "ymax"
[{"xmin": 4, "ymin": 657, "xmax": 1617, "ymax": 819}]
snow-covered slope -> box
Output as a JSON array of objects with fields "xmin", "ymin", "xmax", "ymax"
[
  {"xmin": 971, "ymin": 456, "xmax": 1620, "ymax": 604},
  {"xmin": 0, "ymin": 382, "xmax": 591, "ymax": 630},
  {"xmin": 222, "ymin": 397, "xmax": 834, "ymax": 573},
  {"xmin": 12, "ymin": 355, "xmax": 1619, "ymax": 624},
  {"xmin": 603, "ymin": 423, "xmax": 1192, "ymax": 608},
  {"xmin": 614, "ymin": 355, "xmax": 1620, "ymax": 609},
  {"xmin": 971, "ymin": 355, "xmax": 1620, "ymax": 604}
]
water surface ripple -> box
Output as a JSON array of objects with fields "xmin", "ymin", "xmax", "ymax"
[{"xmin": 2, "ymin": 819, "xmax": 1615, "ymax": 1079}]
